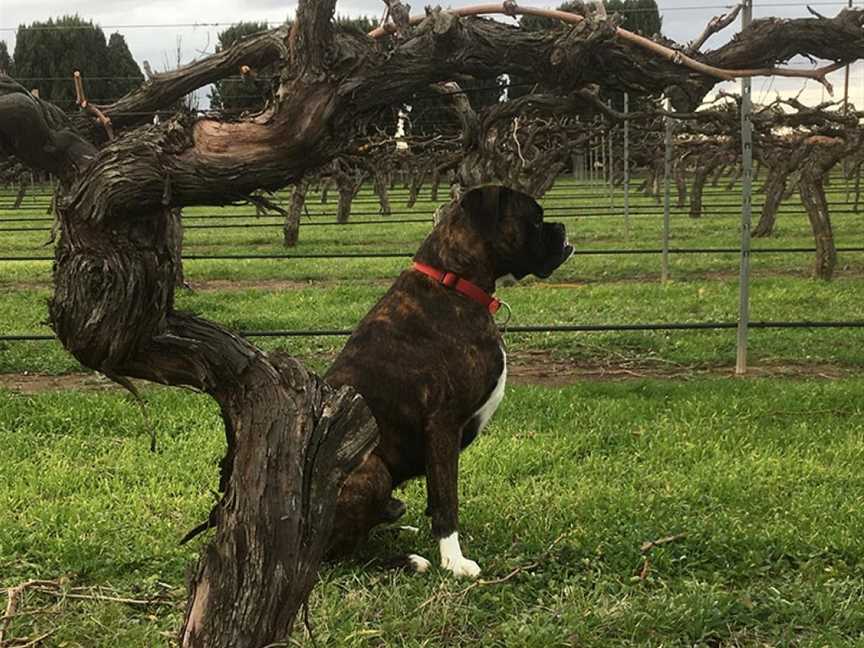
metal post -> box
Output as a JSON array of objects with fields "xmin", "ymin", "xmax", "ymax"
[
  {"xmin": 600, "ymin": 124, "xmax": 607, "ymax": 195},
  {"xmin": 843, "ymin": 0, "xmax": 852, "ymax": 199},
  {"xmin": 844, "ymin": 0, "xmax": 852, "ymax": 116},
  {"xmin": 591, "ymin": 119, "xmax": 600, "ymax": 183},
  {"xmin": 600, "ymin": 124, "xmax": 609, "ymax": 196},
  {"xmin": 736, "ymin": 0, "xmax": 754, "ymax": 375},
  {"xmin": 623, "ymin": 93, "xmax": 630, "ymax": 241},
  {"xmin": 608, "ymin": 102, "xmax": 615, "ymax": 208},
  {"xmin": 583, "ymin": 148, "xmax": 588, "ymax": 182},
  {"xmin": 662, "ymin": 100, "xmax": 673, "ymax": 283}
]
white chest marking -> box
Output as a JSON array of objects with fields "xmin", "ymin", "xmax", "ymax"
[{"xmin": 473, "ymin": 347, "xmax": 507, "ymax": 434}]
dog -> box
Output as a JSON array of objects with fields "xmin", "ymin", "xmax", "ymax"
[{"xmin": 324, "ymin": 185, "xmax": 573, "ymax": 578}]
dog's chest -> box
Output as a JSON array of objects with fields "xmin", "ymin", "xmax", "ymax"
[{"xmin": 462, "ymin": 347, "xmax": 507, "ymax": 448}]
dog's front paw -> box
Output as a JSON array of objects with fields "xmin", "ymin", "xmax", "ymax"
[
  {"xmin": 438, "ymin": 531, "xmax": 481, "ymax": 578},
  {"xmin": 442, "ymin": 555, "xmax": 481, "ymax": 579}
]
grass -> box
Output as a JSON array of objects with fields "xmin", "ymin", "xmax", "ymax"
[
  {"xmin": 1, "ymin": 177, "xmax": 863, "ymax": 374},
  {"xmin": 1, "ymin": 177, "xmax": 863, "ymax": 645},
  {"xmin": 2, "ymin": 177, "xmax": 863, "ymax": 285},
  {"xmin": 2, "ymin": 379, "xmax": 864, "ymax": 645},
  {"xmin": 3, "ymin": 275, "xmax": 864, "ymax": 374}
]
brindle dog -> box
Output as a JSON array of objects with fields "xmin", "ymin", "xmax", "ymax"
[{"xmin": 325, "ymin": 185, "xmax": 573, "ymax": 577}]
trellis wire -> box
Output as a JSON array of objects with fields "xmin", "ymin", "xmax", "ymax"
[
  {"xmin": 5, "ymin": 207, "xmax": 864, "ymax": 230},
  {"xmin": 2, "ymin": 184, "xmax": 860, "ymax": 204},
  {"xmin": 1, "ymin": 246, "xmax": 863, "ymax": 262},
  {"xmin": 4, "ymin": 320, "xmax": 864, "ymax": 343}
]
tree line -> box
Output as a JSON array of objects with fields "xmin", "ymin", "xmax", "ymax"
[{"xmin": 0, "ymin": 15, "xmax": 143, "ymax": 106}]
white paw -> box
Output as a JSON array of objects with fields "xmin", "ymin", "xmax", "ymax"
[
  {"xmin": 442, "ymin": 556, "xmax": 481, "ymax": 579},
  {"xmin": 407, "ymin": 554, "xmax": 431, "ymax": 573},
  {"xmin": 438, "ymin": 531, "xmax": 481, "ymax": 578}
]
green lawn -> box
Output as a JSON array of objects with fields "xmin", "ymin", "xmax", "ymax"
[
  {"xmin": 2, "ymin": 275, "xmax": 864, "ymax": 375},
  {"xmin": 2, "ymin": 379, "xmax": 863, "ymax": 646},
  {"xmin": 1, "ymin": 177, "xmax": 863, "ymax": 646},
  {"xmin": 2, "ymin": 177, "xmax": 863, "ymax": 285},
  {"xmin": 2, "ymin": 177, "xmax": 863, "ymax": 374}
]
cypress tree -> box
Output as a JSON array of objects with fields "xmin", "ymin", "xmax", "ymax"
[
  {"xmin": 12, "ymin": 16, "xmax": 143, "ymax": 107},
  {"xmin": 0, "ymin": 41, "xmax": 11, "ymax": 75},
  {"xmin": 13, "ymin": 16, "xmax": 105, "ymax": 105},
  {"xmin": 105, "ymin": 33, "xmax": 144, "ymax": 100}
]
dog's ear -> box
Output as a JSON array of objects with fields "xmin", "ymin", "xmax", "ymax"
[{"xmin": 460, "ymin": 185, "xmax": 514, "ymax": 237}]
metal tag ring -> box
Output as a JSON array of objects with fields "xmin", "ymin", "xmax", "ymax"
[{"xmin": 496, "ymin": 300, "xmax": 513, "ymax": 331}]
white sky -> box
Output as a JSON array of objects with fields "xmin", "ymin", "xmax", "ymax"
[{"xmin": 1, "ymin": 0, "xmax": 862, "ymax": 108}]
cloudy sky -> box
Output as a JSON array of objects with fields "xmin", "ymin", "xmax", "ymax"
[{"xmin": 1, "ymin": 0, "xmax": 861, "ymax": 107}]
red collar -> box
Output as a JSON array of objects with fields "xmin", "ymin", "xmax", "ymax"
[{"xmin": 412, "ymin": 262, "xmax": 501, "ymax": 315}]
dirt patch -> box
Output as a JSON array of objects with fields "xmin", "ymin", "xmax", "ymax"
[
  {"xmin": 506, "ymin": 350, "xmax": 858, "ymax": 385},
  {"xmin": 187, "ymin": 279, "xmax": 323, "ymax": 291},
  {"xmin": 186, "ymin": 278, "xmax": 397, "ymax": 291},
  {"xmin": 2, "ymin": 356, "xmax": 861, "ymax": 394},
  {"xmin": 1, "ymin": 278, "xmax": 392, "ymax": 292},
  {"xmin": 507, "ymin": 359, "xmax": 856, "ymax": 385},
  {"xmin": 0, "ymin": 372, "xmax": 119, "ymax": 394}
]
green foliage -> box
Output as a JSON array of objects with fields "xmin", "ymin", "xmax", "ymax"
[
  {"xmin": 335, "ymin": 14, "xmax": 377, "ymax": 35},
  {"xmin": 213, "ymin": 20, "xmax": 273, "ymax": 51},
  {"xmin": 104, "ymin": 33, "xmax": 144, "ymax": 99},
  {"xmin": 11, "ymin": 15, "xmax": 142, "ymax": 106},
  {"xmin": 208, "ymin": 21, "xmax": 272, "ymax": 113},
  {"xmin": 0, "ymin": 41, "xmax": 11, "ymax": 75}
]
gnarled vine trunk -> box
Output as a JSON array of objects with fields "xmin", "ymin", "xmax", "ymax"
[
  {"xmin": 180, "ymin": 357, "xmax": 376, "ymax": 646},
  {"xmin": 332, "ymin": 162, "xmax": 364, "ymax": 224},
  {"xmin": 752, "ymin": 147, "xmax": 801, "ymax": 238},
  {"xmin": 13, "ymin": 182, "xmax": 26, "ymax": 208},
  {"xmin": 752, "ymin": 164, "xmax": 787, "ymax": 237},
  {"xmin": 320, "ymin": 177, "xmax": 332, "ymax": 203},
  {"xmin": 798, "ymin": 137, "xmax": 848, "ymax": 279},
  {"xmin": 689, "ymin": 154, "xmax": 723, "ymax": 219},
  {"xmin": 284, "ymin": 178, "xmax": 309, "ymax": 246},
  {"xmin": 430, "ymin": 165, "xmax": 442, "ymax": 202},
  {"xmin": 168, "ymin": 208, "xmax": 187, "ymax": 288},
  {"xmin": 373, "ymin": 169, "xmax": 391, "ymax": 216},
  {"xmin": 674, "ymin": 158, "xmax": 688, "ymax": 209},
  {"xmin": 43, "ymin": 129, "xmax": 377, "ymax": 648},
  {"xmin": 407, "ymin": 161, "xmax": 433, "ymax": 208}
]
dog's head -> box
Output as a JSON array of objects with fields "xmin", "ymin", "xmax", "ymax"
[{"xmin": 459, "ymin": 185, "xmax": 573, "ymax": 280}]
